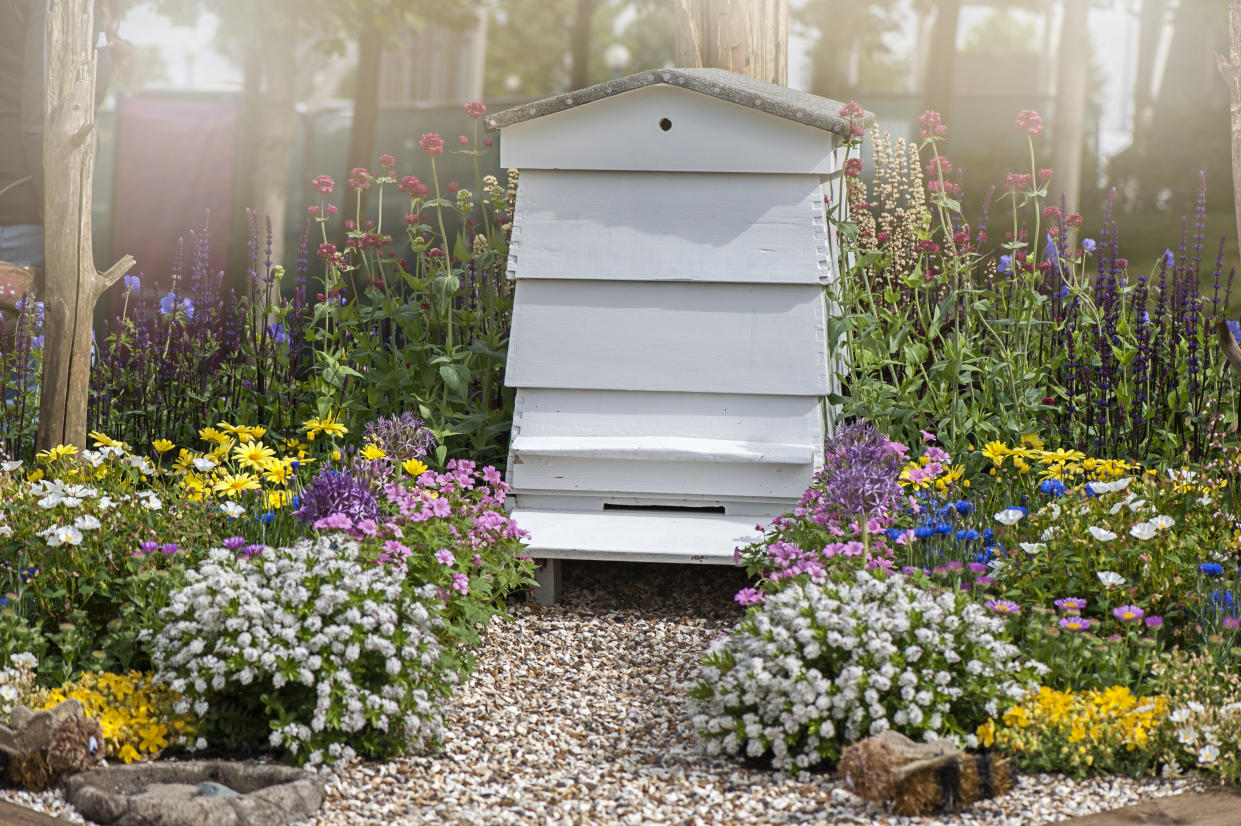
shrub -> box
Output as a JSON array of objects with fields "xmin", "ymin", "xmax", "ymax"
[
  {"xmin": 978, "ymin": 685, "xmax": 1167, "ymax": 778},
  {"xmin": 146, "ymin": 534, "xmax": 455, "ymax": 767},
  {"xmin": 689, "ymin": 570, "xmax": 1043, "ymax": 772},
  {"xmin": 35, "ymin": 671, "xmax": 193, "ymax": 764},
  {"xmin": 1147, "ymin": 649, "xmax": 1241, "ymax": 784}
]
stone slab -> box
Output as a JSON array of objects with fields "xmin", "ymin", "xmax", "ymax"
[
  {"xmin": 1052, "ymin": 790, "xmax": 1241, "ymax": 826},
  {"xmin": 0, "ymin": 798, "xmax": 74, "ymax": 825}
]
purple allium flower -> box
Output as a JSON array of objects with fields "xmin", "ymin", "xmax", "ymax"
[
  {"xmin": 435, "ymin": 548, "xmax": 455, "ymax": 565},
  {"xmin": 986, "ymin": 599, "xmax": 1020, "ymax": 615},
  {"xmin": 362, "ymin": 411, "xmax": 438, "ymax": 461},
  {"xmin": 1112, "ymin": 604, "xmax": 1145, "ymax": 622},
  {"xmin": 1054, "ymin": 597, "xmax": 1088, "ymax": 613},
  {"xmin": 1058, "ymin": 616, "xmax": 1093, "ymax": 631},
  {"xmin": 1144, "ymin": 614, "xmax": 1164, "ymax": 629},
  {"xmin": 295, "ymin": 469, "xmax": 381, "ymax": 526},
  {"xmin": 222, "ymin": 536, "xmax": 247, "ymax": 550},
  {"xmin": 734, "ymin": 587, "xmax": 764, "ymax": 606}
]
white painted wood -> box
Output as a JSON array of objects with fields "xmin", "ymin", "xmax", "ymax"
[
  {"xmin": 511, "ymin": 508, "xmax": 764, "ymax": 564},
  {"xmin": 508, "ymin": 492, "xmax": 788, "ymax": 517},
  {"xmin": 510, "ymin": 455, "xmax": 811, "ymax": 501},
  {"xmin": 505, "ymin": 280, "xmax": 828, "ymax": 395},
  {"xmin": 500, "ymin": 84, "xmax": 840, "ymax": 175},
  {"xmin": 511, "ymin": 388, "xmax": 824, "ymax": 448},
  {"xmin": 506, "ymin": 171, "xmax": 835, "ymax": 284},
  {"xmin": 530, "ymin": 558, "xmax": 562, "ymax": 604},
  {"xmin": 510, "ymin": 435, "xmax": 813, "ymax": 464}
]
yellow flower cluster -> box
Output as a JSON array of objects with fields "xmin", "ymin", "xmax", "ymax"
[
  {"xmin": 168, "ymin": 421, "xmax": 314, "ymax": 506},
  {"xmin": 36, "ymin": 671, "xmax": 194, "ymax": 764},
  {"xmin": 898, "ymin": 456, "xmax": 967, "ymax": 492},
  {"xmin": 976, "ymin": 436, "xmax": 1133, "ymax": 482},
  {"xmin": 978, "ymin": 686, "xmax": 1167, "ymax": 774}
]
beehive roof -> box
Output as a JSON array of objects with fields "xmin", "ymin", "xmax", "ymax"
[{"xmin": 484, "ymin": 68, "xmax": 874, "ymax": 139}]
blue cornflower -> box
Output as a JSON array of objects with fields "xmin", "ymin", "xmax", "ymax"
[
  {"xmin": 1040, "ymin": 479, "xmax": 1066, "ymax": 497},
  {"xmin": 1211, "ymin": 589, "xmax": 1236, "ymax": 611},
  {"xmin": 955, "ymin": 500, "xmax": 974, "ymax": 515},
  {"xmin": 935, "ymin": 521, "xmax": 953, "ymax": 535},
  {"xmin": 257, "ymin": 512, "xmax": 275, "ymax": 525},
  {"xmin": 1200, "ymin": 562, "xmax": 1225, "ymax": 577},
  {"xmin": 956, "ymin": 529, "xmax": 969, "ymax": 541},
  {"xmin": 982, "ymin": 528, "xmax": 994, "ymax": 542},
  {"xmin": 936, "ymin": 504, "xmax": 954, "ymax": 518},
  {"xmin": 962, "ymin": 529, "xmax": 980, "ymax": 541},
  {"xmin": 914, "ymin": 525, "xmax": 934, "ymax": 539}
]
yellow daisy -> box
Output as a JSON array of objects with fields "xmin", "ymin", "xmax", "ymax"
[
  {"xmin": 152, "ymin": 439, "xmax": 176, "ymax": 454},
  {"xmin": 361, "ymin": 443, "xmax": 387, "ymax": 461},
  {"xmin": 212, "ymin": 472, "xmax": 261, "ymax": 497},
  {"xmin": 89, "ymin": 431, "xmax": 127, "ymax": 450},
  {"xmin": 198, "ymin": 426, "xmax": 225, "ymax": 444},
  {"xmin": 403, "ymin": 458, "xmax": 429, "ymax": 477},
  {"xmin": 261, "ymin": 459, "xmax": 293, "ymax": 485},
  {"xmin": 301, "ymin": 413, "xmax": 348, "ymax": 441},
  {"xmin": 233, "ymin": 441, "xmax": 276, "ymax": 471}
]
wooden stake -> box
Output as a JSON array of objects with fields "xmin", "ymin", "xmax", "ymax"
[
  {"xmin": 37, "ymin": 0, "xmax": 134, "ymax": 450},
  {"xmin": 1219, "ymin": 0, "xmax": 1241, "ymax": 271},
  {"xmin": 674, "ymin": 0, "xmax": 788, "ymax": 86}
]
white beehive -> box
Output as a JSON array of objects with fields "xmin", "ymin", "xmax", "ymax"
[{"xmin": 485, "ymin": 69, "xmax": 871, "ymax": 601}]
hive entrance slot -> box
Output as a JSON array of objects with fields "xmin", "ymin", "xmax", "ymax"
[
  {"xmin": 603, "ymin": 503, "xmax": 724, "ymax": 514},
  {"xmin": 658, "ymin": 117, "xmax": 672, "ymax": 131}
]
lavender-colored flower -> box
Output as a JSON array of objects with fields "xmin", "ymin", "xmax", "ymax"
[
  {"xmin": 363, "ymin": 411, "xmax": 438, "ymax": 462},
  {"xmin": 295, "ymin": 469, "xmax": 381, "ymax": 526},
  {"xmin": 1144, "ymin": 615, "xmax": 1163, "ymax": 629},
  {"xmin": 222, "ymin": 536, "xmax": 247, "ymax": 550},
  {"xmin": 819, "ymin": 460, "xmax": 902, "ymax": 517},
  {"xmin": 1058, "ymin": 616, "xmax": 1092, "ymax": 631},
  {"xmin": 123, "ymin": 274, "xmax": 140, "ymax": 292},
  {"xmin": 986, "ymin": 599, "xmax": 1020, "ymax": 615},
  {"xmin": 734, "ymin": 587, "xmax": 764, "ymax": 606},
  {"xmin": 435, "ymin": 548, "xmax": 455, "ymax": 565},
  {"xmin": 1112, "ymin": 604, "xmax": 1145, "ymax": 622},
  {"xmin": 1082, "ymin": 238, "xmax": 1096, "ymax": 253},
  {"xmin": 1054, "ymin": 596, "xmax": 1087, "ymax": 613}
]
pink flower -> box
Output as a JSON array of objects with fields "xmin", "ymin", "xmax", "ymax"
[
  {"xmin": 465, "ymin": 101, "xmax": 486, "ymax": 119},
  {"xmin": 317, "ymin": 243, "xmax": 337, "ymax": 259},
  {"xmin": 1039, "ymin": 168, "xmax": 1054, "ymax": 180},
  {"xmin": 312, "ymin": 174, "xmax": 334, "ymax": 194},
  {"xmin": 348, "ymin": 167, "xmax": 371, "ymax": 190},
  {"xmin": 308, "ymin": 205, "xmax": 319, "ymax": 216},
  {"xmin": 459, "ymin": 134, "xmax": 469, "ymax": 145},
  {"xmin": 379, "ymin": 154, "xmax": 395, "ymax": 170},
  {"xmin": 919, "ymin": 430, "xmax": 936, "ymax": 443},
  {"xmin": 399, "ymin": 175, "xmax": 429, "ymax": 198},
  {"xmin": 447, "ymin": 181, "xmax": 459, "ymax": 193},
  {"xmin": 355, "ymin": 518, "xmax": 379, "ymax": 537},
  {"xmin": 326, "ymin": 204, "xmax": 337, "ymax": 215},
  {"xmin": 1015, "ymin": 109, "xmax": 1043, "ymax": 136},
  {"xmin": 918, "ymin": 110, "xmax": 947, "ymax": 139},
  {"xmin": 734, "ymin": 587, "xmax": 764, "ymax": 606},
  {"xmin": 483, "ymin": 137, "xmax": 494, "ymax": 147},
  {"xmin": 435, "ymin": 548, "xmax": 454, "ymax": 565},
  {"xmin": 419, "ymin": 133, "xmax": 444, "ymax": 157},
  {"xmin": 482, "ymin": 465, "xmax": 502, "ymax": 485},
  {"xmin": 452, "ymin": 572, "xmax": 470, "ymax": 594},
  {"xmin": 313, "ymin": 512, "xmax": 354, "ymax": 531}
]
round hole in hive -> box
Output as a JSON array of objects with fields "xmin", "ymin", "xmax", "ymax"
[{"xmin": 658, "ymin": 117, "xmax": 672, "ymax": 132}]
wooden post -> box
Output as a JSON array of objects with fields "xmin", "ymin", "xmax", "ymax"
[
  {"xmin": 674, "ymin": 0, "xmax": 788, "ymax": 86},
  {"xmin": 37, "ymin": 0, "xmax": 135, "ymax": 450},
  {"xmin": 1052, "ymin": 0, "xmax": 1090, "ymax": 212},
  {"xmin": 1219, "ymin": 0, "xmax": 1241, "ymax": 266}
]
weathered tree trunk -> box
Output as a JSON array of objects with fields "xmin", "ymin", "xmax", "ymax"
[
  {"xmin": 674, "ymin": 0, "xmax": 788, "ymax": 86},
  {"xmin": 1052, "ymin": 0, "xmax": 1090, "ymax": 212},
  {"xmin": 569, "ymin": 0, "xmax": 600, "ymax": 91},
  {"xmin": 922, "ymin": 0, "xmax": 960, "ymax": 128},
  {"xmin": 1219, "ymin": 0, "xmax": 1241, "ymax": 265},
  {"xmin": 346, "ymin": 24, "xmax": 383, "ymax": 212},
  {"xmin": 37, "ymin": 0, "xmax": 134, "ymax": 450}
]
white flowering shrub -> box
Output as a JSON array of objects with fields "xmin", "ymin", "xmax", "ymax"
[
  {"xmin": 689, "ymin": 571, "xmax": 1044, "ymax": 771},
  {"xmin": 147, "ymin": 534, "xmax": 454, "ymax": 767}
]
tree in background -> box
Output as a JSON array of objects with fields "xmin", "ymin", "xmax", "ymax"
[{"xmin": 483, "ymin": 0, "xmax": 673, "ymax": 97}]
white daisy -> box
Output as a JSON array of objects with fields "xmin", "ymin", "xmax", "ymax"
[{"xmin": 1087, "ymin": 526, "xmax": 1117, "ymax": 541}]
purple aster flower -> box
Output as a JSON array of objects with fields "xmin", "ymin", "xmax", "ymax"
[
  {"xmin": 241, "ymin": 544, "xmax": 265, "ymax": 559},
  {"xmin": 138, "ymin": 541, "xmax": 159, "ymax": 556},
  {"xmin": 1112, "ymin": 604, "xmax": 1145, "ymax": 622},
  {"xmin": 968, "ymin": 562, "xmax": 987, "ymax": 574},
  {"xmin": 295, "ymin": 469, "xmax": 381, "ymax": 526},
  {"xmin": 1144, "ymin": 615, "xmax": 1163, "ymax": 629},
  {"xmin": 1058, "ymin": 616, "xmax": 1093, "ymax": 631},
  {"xmin": 986, "ymin": 599, "xmax": 1020, "ymax": 615},
  {"xmin": 160, "ymin": 542, "xmax": 180, "ymax": 556},
  {"xmin": 222, "ymin": 536, "xmax": 246, "ymax": 550},
  {"xmin": 974, "ymin": 576, "xmax": 993, "ymax": 587},
  {"xmin": 1054, "ymin": 597, "xmax": 1088, "ymax": 613}
]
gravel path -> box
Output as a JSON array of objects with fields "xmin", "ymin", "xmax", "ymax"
[{"xmin": 307, "ymin": 561, "xmax": 1204, "ymax": 826}]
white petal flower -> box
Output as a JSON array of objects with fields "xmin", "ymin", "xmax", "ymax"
[
  {"xmin": 220, "ymin": 501, "xmax": 246, "ymax": 518},
  {"xmin": 192, "ymin": 457, "xmax": 217, "ymax": 472},
  {"xmin": 141, "ymin": 496, "xmax": 163, "ymax": 511},
  {"xmin": 1129, "ymin": 522, "xmax": 1157, "ymax": 540},
  {"xmin": 0, "ymin": 460, "xmax": 22, "ymax": 472},
  {"xmin": 73, "ymin": 514, "xmax": 101, "ymax": 531},
  {"xmin": 1087, "ymin": 526, "xmax": 1117, "ymax": 541},
  {"xmin": 994, "ymin": 508, "xmax": 1025, "ymax": 526},
  {"xmin": 1018, "ymin": 542, "xmax": 1045, "ymax": 554},
  {"xmin": 45, "ymin": 525, "xmax": 83, "ymax": 547},
  {"xmin": 1097, "ymin": 570, "xmax": 1124, "ymax": 587},
  {"xmin": 1150, "ymin": 514, "xmax": 1175, "ymax": 529},
  {"xmin": 1198, "ymin": 744, "xmax": 1219, "ymax": 765}
]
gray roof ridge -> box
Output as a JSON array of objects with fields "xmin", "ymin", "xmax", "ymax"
[{"xmin": 484, "ymin": 67, "xmax": 874, "ymax": 138}]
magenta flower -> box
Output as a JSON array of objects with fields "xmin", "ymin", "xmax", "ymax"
[
  {"xmin": 311, "ymin": 174, "xmax": 334, "ymax": 194},
  {"xmin": 452, "ymin": 572, "xmax": 470, "ymax": 594},
  {"xmin": 222, "ymin": 536, "xmax": 246, "ymax": 550},
  {"xmin": 986, "ymin": 599, "xmax": 1020, "ymax": 615},
  {"xmin": 347, "ymin": 167, "xmax": 371, "ymax": 190},
  {"xmin": 464, "ymin": 101, "xmax": 486, "ymax": 119},
  {"xmin": 1058, "ymin": 616, "xmax": 1093, "ymax": 632},
  {"xmin": 1112, "ymin": 604, "xmax": 1145, "ymax": 622},
  {"xmin": 419, "ymin": 133, "xmax": 444, "ymax": 158},
  {"xmin": 1144, "ymin": 615, "xmax": 1164, "ymax": 629},
  {"xmin": 734, "ymin": 588, "xmax": 764, "ymax": 606},
  {"xmin": 1225, "ymin": 616, "xmax": 1241, "ymax": 631},
  {"xmin": 378, "ymin": 153, "xmax": 395, "ymax": 171},
  {"xmin": 435, "ymin": 548, "xmax": 455, "ymax": 565},
  {"xmin": 1015, "ymin": 109, "xmax": 1044, "ymax": 136}
]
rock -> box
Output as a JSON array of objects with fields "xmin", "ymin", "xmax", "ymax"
[
  {"xmin": 64, "ymin": 760, "xmax": 326, "ymax": 826},
  {"xmin": 0, "ymin": 700, "xmax": 105, "ymax": 790},
  {"xmin": 837, "ymin": 730, "xmax": 1013, "ymax": 816}
]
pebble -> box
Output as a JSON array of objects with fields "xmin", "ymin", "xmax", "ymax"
[{"xmin": 0, "ymin": 561, "xmax": 1207, "ymax": 824}]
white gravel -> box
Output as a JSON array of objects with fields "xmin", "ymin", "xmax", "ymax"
[{"xmin": 0, "ymin": 561, "xmax": 1208, "ymax": 824}]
